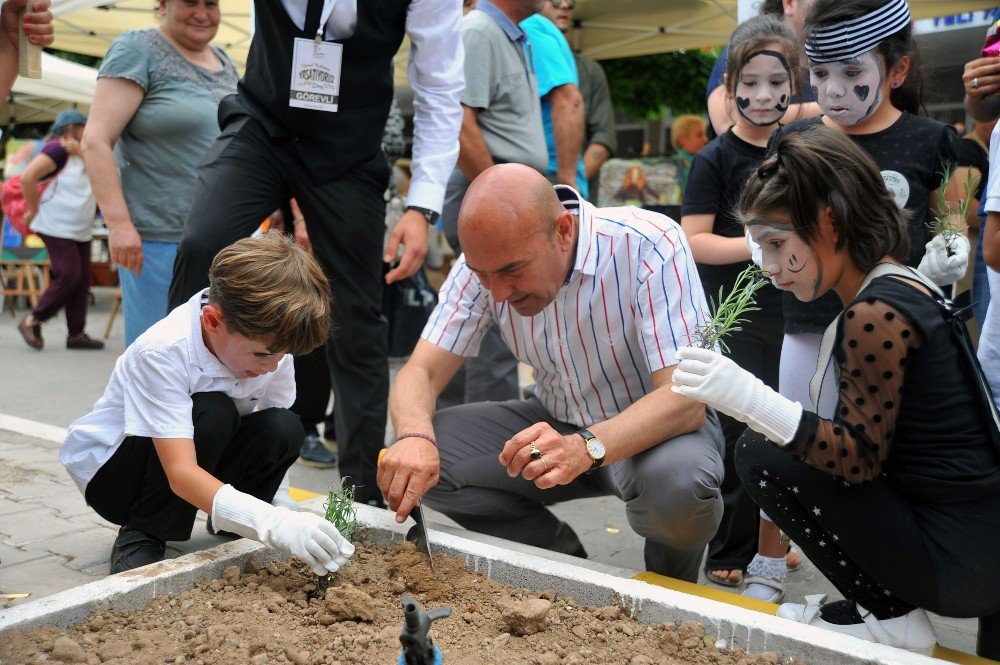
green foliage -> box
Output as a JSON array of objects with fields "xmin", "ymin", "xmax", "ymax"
[
  {"xmin": 695, "ymin": 265, "xmax": 768, "ymax": 353},
  {"xmin": 310, "ymin": 479, "xmax": 359, "ymax": 598},
  {"xmin": 601, "ymin": 49, "xmax": 719, "ymax": 120},
  {"xmin": 928, "ymin": 165, "xmax": 972, "ymax": 253},
  {"xmin": 43, "ymin": 48, "xmax": 102, "ymax": 69}
]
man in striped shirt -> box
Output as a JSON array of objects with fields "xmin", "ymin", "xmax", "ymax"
[{"xmin": 378, "ymin": 164, "xmax": 724, "ymax": 581}]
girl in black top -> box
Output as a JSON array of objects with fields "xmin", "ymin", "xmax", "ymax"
[{"xmin": 674, "ymin": 125, "xmax": 1000, "ymax": 658}]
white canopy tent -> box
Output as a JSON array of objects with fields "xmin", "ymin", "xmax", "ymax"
[
  {"xmin": 48, "ymin": 0, "xmax": 1000, "ymax": 83},
  {"xmin": 6, "ymin": 52, "xmax": 96, "ymax": 126}
]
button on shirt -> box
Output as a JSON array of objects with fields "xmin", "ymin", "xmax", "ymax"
[
  {"xmin": 278, "ymin": 0, "xmax": 463, "ymax": 212},
  {"xmin": 60, "ymin": 289, "xmax": 295, "ymax": 493},
  {"xmin": 422, "ymin": 186, "xmax": 709, "ymax": 427}
]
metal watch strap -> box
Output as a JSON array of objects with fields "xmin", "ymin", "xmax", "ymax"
[{"xmin": 578, "ymin": 427, "xmax": 603, "ymax": 472}]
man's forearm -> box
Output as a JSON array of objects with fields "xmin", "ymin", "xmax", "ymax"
[
  {"xmin": 550, "ymin": 84, "xmax": 584, "ymax": 183},
  {"xmin": 583, "ymin": 143, "xmax": 611, "ymax": 180},
  {"xmin": 966, "ymin": 93, "xmax": 1000, "ymax": 123},
  {"xmin": 456, "ymin": 108, "xmax": 495, "ymax": 181},
  {"xmin": 586, "ymin": 384, "xmax": 706, "ymax": 466},
  {"xmin": 388, "ymin": 363, "xmax": 440, "ymax": 440}
]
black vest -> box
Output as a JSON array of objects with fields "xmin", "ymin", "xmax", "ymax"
[{"xmin": 235, "ymin": 0, "xmax": 408, "ymax": 181}]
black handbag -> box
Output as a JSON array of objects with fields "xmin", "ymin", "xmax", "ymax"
[{"xmin": 382, "ymin": 265, "xmax": 438, "ymax": 358}]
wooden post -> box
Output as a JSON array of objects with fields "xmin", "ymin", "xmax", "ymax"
[{"xmin": 17, "ymin": 7, "xmax": 41, "ymax": 79}]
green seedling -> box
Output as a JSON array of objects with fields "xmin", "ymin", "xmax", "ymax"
[
  {"xmin": 310, "ymin": 478, "xmax": 359, "ymax": 599},
  {"xmin": 693, "ymin": 265, "xmax": 768, "ymax": 353},
  {"xmin": 929, "ymin": 166, "xmax": 974, "ymax": 255}
]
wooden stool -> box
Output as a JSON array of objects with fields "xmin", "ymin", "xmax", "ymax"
[
  {"xmin": 1, "ymin": 259, "xmax": 50, "ymax": 315},
  {"xmin": 104, "ymin": 288, "xmax": 122, "ymax": 339}
]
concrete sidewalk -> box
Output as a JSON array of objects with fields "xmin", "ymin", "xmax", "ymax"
[{"xmin": 0, "ymin": 290, "xmax": 981, "ymax": 657}]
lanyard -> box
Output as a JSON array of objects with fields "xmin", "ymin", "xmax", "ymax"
[{"xmin": 313, "ymin": 0, "xmax": 338, "ymax": 43}]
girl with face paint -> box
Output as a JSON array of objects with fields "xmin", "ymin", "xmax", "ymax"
[
  {"xmin": 680, "ymin": 14, "xmax": 800, "ymax": 591},
  {"xmin": 675, "ymin": 125, "xmax": 1000, "ymax": 657},
  {"xmin": 740, "ymin": 0, "xmax": 961, "ymax": 603}
]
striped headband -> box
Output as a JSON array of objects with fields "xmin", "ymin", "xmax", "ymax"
[{"xmin": 804, "ymin": 0, "xmax": 911, "ymax": 64}]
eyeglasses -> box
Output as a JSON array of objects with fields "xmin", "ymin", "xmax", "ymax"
[{"xmin": 549, "ymin": 0, "xmax": 575, "ymax": 9}]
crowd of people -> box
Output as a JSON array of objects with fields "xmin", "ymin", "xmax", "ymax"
[{"xmin": 5, "ymin": 0, "xmax": 1000, "ymax": 659}]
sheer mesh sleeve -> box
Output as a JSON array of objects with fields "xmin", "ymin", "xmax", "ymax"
[{"xmin": 786, "ymin": 298, "xmax": 924, "ymax": 482}]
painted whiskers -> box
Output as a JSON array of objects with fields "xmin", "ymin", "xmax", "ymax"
[{"xmin": 693, "ymin": 265, "xmax": 768, "ymax": 353}]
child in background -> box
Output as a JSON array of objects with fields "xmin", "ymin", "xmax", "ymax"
[
  {"xmin": 680, "ymin": 14, "xmax": 796, "ymax": 593},
  {"xmin": 60, "ymin": 233, "xmax": 354, "ymax": 575},
  {"xmin": 676, "ymin": 125, "xmax": 1000, "ymax": 657}
]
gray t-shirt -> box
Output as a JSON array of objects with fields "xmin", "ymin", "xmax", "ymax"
[
  {"xmin": 461, "ymin": 8, "xmax": 547, "ymax": 172},
  {"xmin": 99, "ymin": 29, "xmax": 238, "ymax": 242}
]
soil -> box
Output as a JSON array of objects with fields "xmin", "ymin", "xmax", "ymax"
[{"xmin": 1, "ymin": 540, "xmax": 802, "ymax": 665}]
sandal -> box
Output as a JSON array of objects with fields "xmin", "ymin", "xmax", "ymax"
[
  {"xmin": 742, "ymin": 575, "xmax": 784, "ymax": 603},
  {"xmin": 705, "ymin": 568, "xmax": 743, "ymax": 587},
  {"xmin": 786, "ymin": 545, "xmax": 803, "ymax": 572}
]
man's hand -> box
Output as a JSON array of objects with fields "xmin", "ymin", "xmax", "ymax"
[
  {"xmin": 1, "ymin": 0, "xmax": 53, "ymax": 52},
  {"xmin": 498, "ymin": 423, "xmax": 590, "ymax": 489},
  {"xmin": 964, "ymin": 57, "xmax": 1000, "ymax": 100},
  {"xmin": 376, "ymin": 439, "xmax": 440, "ymax": 524},
  {"xmin": 384, "ymin": 209, "xmax": 429, "ymax": 285},
  {"xmin": 108, "ymin": 218, "xmax": 144, "ymax": 275}
]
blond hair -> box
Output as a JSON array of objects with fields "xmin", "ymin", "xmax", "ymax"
[
  {"xmin": 670, "ymin": 115, "xmax": 707, "ymax": 151},
  {"xmin": 208, "ymin": 233, "xmax": 331, "ymax": 355}
]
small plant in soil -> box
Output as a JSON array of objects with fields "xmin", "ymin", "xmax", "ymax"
[
  {"xmin": 693, "ymin": 265, "xmax": 768, "ymax": 353},
  {"xmin": 310, "ymin": 478, "xmax": 359, "ymax": 599},
  {"xmin": 928, "ymin": 166, "xmax": 973, "ymax": 256}
]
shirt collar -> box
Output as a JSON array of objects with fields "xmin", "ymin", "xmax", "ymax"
[
  {"xmin": 477, "ymin": 0, "xmax": 526, "ymax": 43},
  {"xmin": 187, "ymin": 288, "xmax": 232, "ymax": 379},
  {"xmin": 555, "ymin": 185, "xmax": 598, "ymax": 277}
]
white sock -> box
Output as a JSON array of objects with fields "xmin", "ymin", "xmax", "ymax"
[{"xmin": 743, "ymin": 554, "xmax": 786, "ymax": 601}]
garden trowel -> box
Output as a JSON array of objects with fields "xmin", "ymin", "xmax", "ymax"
[{"xmin": 378, "ymin": 448, "xmax": 438, "ymax": 577}]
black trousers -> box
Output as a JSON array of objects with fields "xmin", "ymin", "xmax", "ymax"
[
  {"xmin": 292, "ymin": 344, "xmax": 331, "ymax": 436},
  {"xmin": 167, "ymin": 113, "xmax": 390, "ymax": 504},
  {"xmin": 706, "ymin": 306, "xmax": 783, "ymax": 572},
  {"xmin": 737, "ymin": 430, "xmax": 1000, "ymax": 659},
  {"xmin": 85, "ymin": 392, "xmax": 303, "ymax": 542}
]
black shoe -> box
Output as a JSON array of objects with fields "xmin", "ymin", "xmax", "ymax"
[
  {"xmin": 109, "ymin": 526, "xmax": 165, "ymax": 574},
  {"xmin": 298, "ymin": 433, "xmax": 337, "ymax": 468},
  {"xmin": 548, "ymin": 520, "xmax": 588, "ymax": 559}
]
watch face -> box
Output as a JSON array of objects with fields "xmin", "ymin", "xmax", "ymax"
[{"xmin": 586, "ymin": 438, "xmax": 605, "ymax": 460}]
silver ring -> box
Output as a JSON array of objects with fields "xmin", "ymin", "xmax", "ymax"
[{"xmin": 973, "ymin": 76, "xmax": 980, "ymax": 90}]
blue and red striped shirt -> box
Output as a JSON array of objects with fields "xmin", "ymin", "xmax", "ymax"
[{"xmin": 422, "ymin": 186, "xmax": 709, "ymax": 427}]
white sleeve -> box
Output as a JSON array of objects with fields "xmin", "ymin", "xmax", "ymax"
[
  {"xmin": 123, "ymin": 349, "xmax": 195, "ymax": 439},
  {"xmin": 404, "ymin": 0, "xmax": 465, "ymax": 214},
  {"xmin": 986, "ymin": 121, "xmax": 1000, "ymax": 214},
  {"xmin": 256, "ymin": 355, "xmax": 296, "ymax": 411},
  {"xmin": 420, "ymin": 256, "xmax": 494, "ymax": 357}
]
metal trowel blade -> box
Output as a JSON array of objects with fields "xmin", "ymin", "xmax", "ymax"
[{"xmin": 405, "ymin": 504, "xmax": 437, "ymax": 576}]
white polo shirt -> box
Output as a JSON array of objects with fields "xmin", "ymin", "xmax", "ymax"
[
  {"xmin": 60, "ymin": 289, "xmax": 295, "ymax": 494},
  {"xmin": 422, "ymin": 186, "xmax": 709, "ymax": 427}
]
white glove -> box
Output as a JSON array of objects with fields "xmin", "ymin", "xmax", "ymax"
[
  {"xmin": 917, "ymin": 233, "xmax": 970, "ymax": 286},
  {"xmin": 745, "ymin": 229, "xmax": 762, "ymax": 268},
  {"xmin": 211, "ymin": 484, "xmax": 355, "ymax": 576},
  {"xmin": 671, "ymin": 346, "xmax": 803, "ymax": 445}
]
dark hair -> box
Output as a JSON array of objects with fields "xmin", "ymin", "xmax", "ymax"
[
  {"xmin": 805, "ymin": 0, "xmax": 923, "ymax": 113},
  {"xmin": 736, "ymin": 125, "xmax": 909, "ymax": 272},
  {"xmin": 758, "ymin": 0, "xmax": 785, "ymax": 16},
  {"xmin": 726, "ymin": 14, "xmax": 801, "ymax": 99}
]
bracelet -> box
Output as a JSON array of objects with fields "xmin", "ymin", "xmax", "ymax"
[
  {"xmin": 293, "ymin": 217, "xmax": 305, "ymax": 225},
  {"xmin": 395, "ymin": 432, "xmax": 437, "ymax": 446}
]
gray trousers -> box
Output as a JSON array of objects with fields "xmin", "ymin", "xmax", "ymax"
[
  {"xmin": 438, "ymin": 168, "xmax": 519, "ymax": 407},
  {"xmin": 424, "ymin": 397, "xmax": 726, "ymax": 582}
]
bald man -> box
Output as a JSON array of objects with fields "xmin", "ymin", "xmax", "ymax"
[{"xmin": 380, "ymin": 164, "xmax": 724, "ymax": 582}]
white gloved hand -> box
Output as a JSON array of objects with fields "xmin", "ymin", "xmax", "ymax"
[
  {"xmin": 917, "ymin": 233, "xmax": 970, "ymax": 286},
  {"xmin": 211, "ymin": 484, "xmax": 355, "ymax": 576},
  {"xmin": 746, "ymin": 229, "xmax": 763, "ymax": 268},
  {"xmin": 671, "ymin": 346, "xmax": 803, "ymax": 445}
]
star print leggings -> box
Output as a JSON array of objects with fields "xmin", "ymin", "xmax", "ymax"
[{"xmin": 736, "ymin": 430, "xmax": 1000, "ymax": 657}]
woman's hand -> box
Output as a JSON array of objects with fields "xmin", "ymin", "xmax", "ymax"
[
  {"xmin": 24, "ymin": 204, "xmax": 37, "ymax": 226},
  {"xmin": 2, "ymin": 0, "xmax": 53, "ymax": 52},
  {"xmin": 60, "ymin": 135, "xmax": 82, "ymax": 157},
  {"xmin": 108, "ymin": 219, "xmax": 144, "ymax": 275}
]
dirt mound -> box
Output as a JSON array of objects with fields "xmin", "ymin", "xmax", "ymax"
[{"xmin": 1, "ymin": 540, "xmax": 802, "ymax": 664}]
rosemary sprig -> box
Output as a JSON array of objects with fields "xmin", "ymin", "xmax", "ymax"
[
  {"xmin": 693, "ymin": 265, "xmax": 768, "ymax": 353},
  {"xmin": 310, "ymin": 478, "xmax": 359, "ymax": 599},
  {"xmin": 928, "ymin": 166, "xmax": 973, "ymax": 253}
]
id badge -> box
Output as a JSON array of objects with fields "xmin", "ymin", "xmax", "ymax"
[{"xmin": 289, "ymin": 38, "xmax": 343, "ymax": 112}]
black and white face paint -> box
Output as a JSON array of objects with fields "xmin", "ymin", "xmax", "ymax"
[
  {"xmin": 809, "ymin": 50, "xmax": 885, "ymax": 127},
  {"xmin": 735, "ymin": 49, "xmax": 792, "ymax": 127}
]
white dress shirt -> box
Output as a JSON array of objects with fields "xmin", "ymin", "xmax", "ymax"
[
  {"xmin": 60, "ymin": 289, "xmax": 295, "ymax": 493},
  {"xmin": 278, "ymin": 0, "xmax": 464, "ymax": 213},
  {"xmin": 422, "ymin": 186, "xmax": 710, "ymax": 427}
]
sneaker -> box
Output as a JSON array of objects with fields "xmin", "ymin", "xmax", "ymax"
[
  {"xmin": 298, "ymin": 432, "xmax": 337, "ymax": 468},
  {"xmin": 109, "ymin": 526, "xmax": 165, "ymax": 574},
  {"xmin": 17, "ymin": 317, "xmax": 43, "ymax": 350},
  {"xmin": 548, "ymin": 520, "xmax": 588, "ymax": 558},
  {"xmin": 66, "ymin": 333, "xmax": 105, "ymax": 350},
  {"xmin": 776, "ymin": 594, "xmax": 936, "ymax": 655}
]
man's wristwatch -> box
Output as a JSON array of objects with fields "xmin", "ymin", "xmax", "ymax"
[
  {"xmin": 406, "ymin": 205, "xmax": 440, "ymax": 225},
  {"xmin": 577, "ymin": 428, "xmax": 606, "ymax": 472}
]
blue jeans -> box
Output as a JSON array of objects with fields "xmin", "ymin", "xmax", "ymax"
[
  {"xmin": 975, "ymin": 218, "xmax": 991, "ymax": 327},
  {"xmin": 118, "ymin": 241, "xmax": 178, "ymax": 347}
]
